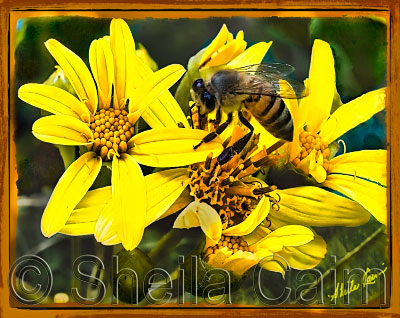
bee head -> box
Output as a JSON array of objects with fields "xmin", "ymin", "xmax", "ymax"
[{"xmin": 191, "ymin": 79, "xmax": 216, "ymax": 115}]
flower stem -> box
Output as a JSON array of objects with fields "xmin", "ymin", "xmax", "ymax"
[{"xmin": 148, "ymin": 229, "xmax": 185, "ymax": 265}]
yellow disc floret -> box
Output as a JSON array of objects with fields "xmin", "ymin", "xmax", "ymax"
[
  {"xmin": 89, "ymin": 108, "xmax": 134, "ymax": 160},
  {"xmin": 292, "ymin": 129, "xmax": 333, "ymax": 173}
]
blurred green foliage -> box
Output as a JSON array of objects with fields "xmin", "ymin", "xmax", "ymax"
[{"xmin": 14, "ymin": 15, "xmax": 387, "ymax": 306}]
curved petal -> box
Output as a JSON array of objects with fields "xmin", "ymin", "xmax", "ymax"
[
  {"xmin": 324, "ymin": 174, "xmax": 387, "ymax": 225},
  {"xmin": 95, "ymin": 201, "xmax": 119, "ymax": 243},
  {"xmin": 301, "ymin": 39, "xmax": 335, "ymax": 133},
  {"xmin": 18, "ymin": 84, "xmax": 90, "ymax": 123},
  {"xmin": 223, "ymin": 250, "xmax": 259, "ymax": 276},
  {"xmin": 41, "ymin": 152, "xmax": 102, "ymax": 237},
  {"xmin": 174, "ymin": 201, "xmax": 222, "ymax": 244},
  {"xmin": 205, "ymin": 37, "xmax": 246, "ymax": 68},
  {"xmin": 329, "ymin": 150, "xmax": 387, "ymax": 186},
  {"xmin": 110, "ymin": 18, "xmax": 137, "ymax": 107},
  {"xmin": 89, "ymin": 37, "xmax": 114, "ymax": 109},
  {"xmin": 270, "ymin": 186, "xmax": 371, "ymax": 227},
  {"xmin": 199, "ymin": 24, "xmax": 231, "ymax": 67},
  {"xmin": 128, "ymin": 64, "xmax": 186, "ymax": 124},
  {"xmin": 131, "ymin": 55, "xmax": 190, "ymax": 129},
  {"xmin": 112, "ymin": 154, "xmax": 147, "ymax": 251},
  {"xmin": 155, "ymin": 189, "xmax": 193, "ymax": 222},
  {"xmin": 320, "ymin": 88, "xmax": 386, "ymax": 143},
  {"xmin": 59, "ymin": 222, "xmax": 96, "ymax": 236},
  {"xmin": 145, "ymin": 168, "xmax": 189, "ymax": 226},
  {"xmin": 275, "ymin": 234, "xmax": 327, "ymax": 270},
  {"xmin": 223, "ymin": 196, "xmax": 270, "ymax": 236},
  {"xmin": 45, "ymin": 39, "xmax": 98, "ymax": 114},
  {"xmin": 32, "ymin": 115, "xmax": 93, "ymax": 146},
  {"xmin": 227, "ymin": 41, "xmax": 272, "ymax": 68},
  {"xmin": 253, "ymin": 225, "xmax": 314, "ymax": 254},
  {"xmin": 127, "ymin": 128, "xmax": 223, "ymax": 167}
]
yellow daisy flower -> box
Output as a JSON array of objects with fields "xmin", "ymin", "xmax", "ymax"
[
  {"xmin": 202, "ymin": 225, "xmax": 325, "ymax": 277},
  {"xmin": 18, "ymin": 18, "xmax": 223, "ymax": 251},
  {"xmin": 277, "ymin": 39, "xmax": 387, "ymax": 225}
]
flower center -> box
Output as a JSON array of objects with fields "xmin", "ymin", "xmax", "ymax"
[
  {"xmin": 89, "ymin": 108, "xmax": 134, "ymax": 160},
  {"xmin": 203, "ymin": 235, "xmax": 250, "ymax": 260},
  {"xmin": 293, "ymin": 129, "xmax": 333, "ymax": 172},
  {"xmin": 188, "ymin": 140, "xmax": 279, "ymax": 230}
]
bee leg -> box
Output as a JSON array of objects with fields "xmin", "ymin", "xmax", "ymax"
[
  {"xmin": 214, "ymin": 107, "xmax": 222, "ymax": 125},
  {"xmin": 238, "ymin": 110, "xmax": 254, "ymax": 133},
  {"xmin": 188, "ymin": 103, "xmax": 197, "ymax": 129},
  {"xmin": 217, "ymin": 111, "xmax": 255, "ymax": 165},
  {"xmin": 193, "ymin": 112, "xmax": 233, "ymax": 150}
]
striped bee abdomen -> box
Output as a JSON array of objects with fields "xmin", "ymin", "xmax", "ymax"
[{"xmin": 244, "ymin": 95, "xmax": 294, "ymax": 142}]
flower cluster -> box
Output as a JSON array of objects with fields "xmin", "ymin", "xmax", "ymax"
[{"xmin": 18, "ymin": 20, "xmax": 386, "ymax": 285}]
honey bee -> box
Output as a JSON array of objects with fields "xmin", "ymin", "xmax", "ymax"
[{"xmin": 191, "ymin": 64, "xmax": 306, "ymax": 153}]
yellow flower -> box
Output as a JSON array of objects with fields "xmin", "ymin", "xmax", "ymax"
[
  {"xmin": 272, "ymin": 39, "xmax": 387, "ymax": 225},
  {"xmin": 202, "ymin": 225, "xmax": 325, "ymax": 277},
  {"xmin": 18, "ymin": 18, "xmax": 223, "ymax": 250}
]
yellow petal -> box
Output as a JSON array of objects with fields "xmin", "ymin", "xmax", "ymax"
[
  {"xmin": 128, "ymin": 64, "xmax": 186, "ymax": 123},
  {"xmin": 110, "ymin": 18, "xmax": 137, "ymax": 107},
  {"xmin": 205, "ymin": 38, "xmax": 247, "ymax": 68},
  {"xmin": 145, "ymin": 168, "xmax": 189, "ymax": 226},
  {"xmin": 142, "ymin": 92, "xmax": 190, "ymax": 129},
  {"xmin": 320, "ymin": 88, "xmax": 386, "ymax": 143},
  {"xmin": 254, "ymin": 225, "xmax": 314, "ymax": 253},
  {"xmin": 223, "ymin": 250, "xmax": 259, "ymax": 276},
  {"xmin": 112, "ymin": 154, "xmax": 147, "ymax": 250},
  {"xmin": 309, "ymin": 151, "xmax": 327, "ymax": 183},
  {"xmin": 41, "ymin": 152, "xmax": 102, "ymax": 237},
  {"xmin": 45, "ymin": 39, "xmax": 98, "ymax": 114},
  {"xmin": 59, "ymin": 222, "xmax": 96, "ymax": 236},
  {"xmin": 136, "ymin": 42, "xmax": 158, "ymax": 71},
  {"xmin": 32, "ymin": 115, "xmax": 93, "ymax": 146},
  {"xmin": 207, "ymin": 246, "xmax": 232, "ymax": 269},
  {"xmin": 155, "ymin": 189, "xmax": 193, "ymax": 222},
  {"xmin": 95, "ymin": 202, "xmax": 119, "ymax": 243},
  {"xmin": 75, "ymin": 186, "xmax": 111, "ymax": 209},
  {"xmin": 174, "ymin": 201, "xmax": 222, "ymax": 244},
  {"xmin": 329, "ymin": 150, "xmax": 387, "ymax": 186},
  {"xmin": 128, "ymin": 128, "xmax": 223, "ymax": 167},
  {"xmin": 324, "ymin": 174, "xmax": 387, "ymax": 225},
  {"xmin": 227, "ymin": 41, "xmax": 272, "ymax": 68},
  {"xmin": 223, "ymin": 196, "xmax": 270, "ymax": 236},
  {"xmin": 258, "ymin": 254, "xmax": 287, "ymax": 275},
  {"xmin": 130, "ymin": 56, "xmax": 189, "ymax": 129},
  {"xmin": 270, "ymin": 186, "xmax": 371, "ymax": 227},
  {"xmin": 250, "ymin": 116, "xmax": 280, "ymax": 150},
  {"xmin": 199, "ymin": 24, "xmax": 231, "ymax": 67},
  {"xmin": 300, "ymin": 39, "xmax": 335, "ymax": 133},
  {"xmin": 18, "ymin": 84, "xmax": 90, "ymax": 123},
  {"xmin": 89, "ymin": 37, "xmax": 114, "ymax": 109},
  {"xmin": 276, "ymin": 234, "xmax": 327, "ymax": 270}
]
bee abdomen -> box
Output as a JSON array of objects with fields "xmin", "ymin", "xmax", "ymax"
[{"xmin": 253, "ymin": 97, "xmax": 294, "ymax": 142}]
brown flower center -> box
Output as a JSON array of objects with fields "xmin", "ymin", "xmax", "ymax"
[
  {"xmin": 292, "ymin": 129, "xmax": 333, "ymax": 172},
  {"xmin": 89, "ymin": 108, "xmax": 134, "ymax": 160},
  {"xmin": 203, "ymin": 235, "xmax": 250, "ymax": 260},
  {"xmin": 188, "ymin": 137, "xmax": 280, "ymax": 230}
]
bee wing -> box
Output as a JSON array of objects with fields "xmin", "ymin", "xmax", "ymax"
[
  {"xmin": 231, "ymin": 63, "xmax": 306, "ymax": 99},
  {"xmin": 235, "ymin": 63, "xmax": 295, "ymax": 76}
]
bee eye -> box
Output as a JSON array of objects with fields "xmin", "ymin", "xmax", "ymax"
[
  {"xmin": 202, "ymin": 91, "xmax": 216, "ymax": 110},
  {"xmin": 192, "ymin": 79, "xmax": 204, "ymax": 90}
]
